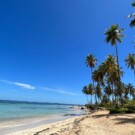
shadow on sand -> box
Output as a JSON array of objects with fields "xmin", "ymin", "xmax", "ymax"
[
  {"xmin": 114, "ymin": 117, "xmax": 135, "ymax": 124},
  {"xmin": 92, "ymin": 114, "xmax": 111, "ymax": 118},
  {"xmin": 92, "ymin": 112, "xmax": 135, "ymax": 125}
]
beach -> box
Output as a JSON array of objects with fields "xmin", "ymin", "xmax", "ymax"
[
  {"xmin": 8, "ymin": 110, "xmax": 135, "ymax": 135},
  {"xmin": 0, "ymin": 101, "xmax": 85, "ymax": 135},
  {"xmin": 0, "ymin": 1, "xmax": 135, "ymax": 135}
]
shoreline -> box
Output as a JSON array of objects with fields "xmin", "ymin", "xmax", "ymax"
[
  {"xmin": 0, "ymin": 107, "xmax": 86, "ymax": 135},
  {"xmin": 8, "ymin": 115, "xmax": 83, "ymax": 135},
  {"xmin": 8, "ymin": 110, "xmax": 135, "ymax": 135},
  {"xmin": 0, "ymin": 114, "xmax": 75, "ymax": 135}
]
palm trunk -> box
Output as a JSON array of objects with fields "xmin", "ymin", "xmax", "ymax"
[
  {"xmin": 115, "ymin": 94, "xmax": 116, "ymax": 103},
  {"xmin": 86, "ymin": 95, "xmax": 89, "ymax": 104},
  {"xmin": 115, "ymin": 44, "xmax": 123, "ymax": 103},
  {"xmin": 95, "ymin": 94, "xmax": 97, "ymax": 104},
  {"xmin": 134, "ymin": 66, "xmax": 135, "ymax": 78},
  {"xmin": 114, "ymin": 84, "xmax": 117, "ymax": 106},
  {"xmin": 111, "ymin": 83, "xmax": 114, "ymax": 101},
  {"xmin": 91, "ymin": 68, "xmax": 97, "ymax": 104},
  {"xmin": 91, "ymin": 95, "xmax": 92, "ymax": 105},
  {"xmin": 115, "ymin": 44, "xmax": 121, "ymax": 82}
]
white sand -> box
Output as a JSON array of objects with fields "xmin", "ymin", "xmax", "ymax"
[{"xmin": 9, "ymin": 111, "xmax": 135, "ymax": 135}]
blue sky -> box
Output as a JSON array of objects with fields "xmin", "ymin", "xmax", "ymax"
[{"xmin": 0, "ymin": 0, "xmax": 134, "ymax": 104}]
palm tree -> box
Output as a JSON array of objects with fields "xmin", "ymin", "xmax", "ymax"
[
  {"xmin": 124, "ymin": 84, "xmax": 130, "ymax": 99},
  {"xmin": 82, "ymin": 86, "xmax": 89, "ymax": 104},
  {"xmin": 105, "ymin": 55, "xmax": 124, "ymax": 101},
  {"xmin": 86, "ymin": 54, "xmax": 97, "ymax": 103},
  {"xmin": 86, "ymin": 54, "xmax": 97, "ymax": 77},
  {"xmin": 104, "ymin": 84, "xmax": 112, "ymax": 100},
  {"xmin": 94, "ymin": 55, "xmax": 124, "ymax": 104},
  {"xmin": 104, "ymin": 55, "xmax": 117, "ymax": 72},
  {"xmin": 92, "ymin": 68, "xmax": 104, "ymax": 85},
  {"xmin": 105, "ymin": 24, "xmax": 124, "ymax": 83},
  {"xmin": 92, "ymin": 69, "xmax": 103, "ymax": 103},
  {"xmin": 88, "ymin": 84, "xmax": 94, "ymax": 104},
  {"xmin": 126, "ymin": 83, "xmax": 135, "ymax": 99},
  {"xmin": 125, "ymin": 53, "xmax": 135, "ymax": 77},
  {"xmin": 126, "ymin": 1, "xmax": 135, "ymax": 27},
  {"xmin": 96, "ymin": 83, "xmax": 102, "ymax": 103}
]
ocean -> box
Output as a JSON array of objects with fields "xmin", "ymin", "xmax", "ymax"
[
  {"xmin": 0, "ymin": 100, "xmax": 84, "ymax": 134},
  {"xmin": 0, "ymin": 100, "xmax": 83, "ymax": 121}
]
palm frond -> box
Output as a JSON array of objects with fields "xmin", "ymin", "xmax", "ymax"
[
  {"xmin": 130, "ymin": 19, "xmax": 135, "ymax": 27},
  {"xmin": 116, "ymin": 37, "xmax": 122, "ymax": 43},
  {"xmin": 132, "ymin": 1, "xmax": 135, "ymax": 7}
]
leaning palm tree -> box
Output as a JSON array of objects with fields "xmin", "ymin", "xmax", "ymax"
[
  {"xmin": 105, "ymin": 24, "xmax": 124, "ymax": 82},
  {"xmin": 125, "ymin": 53, "xmax": 135, "ymax": 77},
  {"xmin": 82, "ymin": 86, "xmax": 89, "ymax": 104}
]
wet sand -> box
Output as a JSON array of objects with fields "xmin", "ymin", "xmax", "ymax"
[
  {"xmin": 0, "ymin": 115, "xmax": 71, "ymax": 135},
  {"xmin": 8, "ymin": 110, "xmax": 135, "ymax": 135}
]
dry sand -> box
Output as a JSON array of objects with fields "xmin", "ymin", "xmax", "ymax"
[{"xmin": 9, "ymin": 110, "xmax": 135, "ymax": 135}]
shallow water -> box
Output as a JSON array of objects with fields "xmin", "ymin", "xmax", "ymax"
[
  {"xmin": 0, "ymin": 101, "xmax": 76, "ymax": 121},
  {"xmin": 0, "ymin": 100, "xmax": 84, "ymax": 135}
]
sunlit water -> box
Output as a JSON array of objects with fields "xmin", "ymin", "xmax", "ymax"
[{"xmin": 0, "ymin": 101, "xmax": 83, "ymax": 121}]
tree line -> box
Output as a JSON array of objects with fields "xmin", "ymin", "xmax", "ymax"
[{"xmin": 82, "ymin": 1, "xmax": 135, "ymax": 107}]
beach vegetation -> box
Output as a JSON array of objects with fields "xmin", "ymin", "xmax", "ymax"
[
  {"xmin": 125, "ymin": 54, "xmax": 135, "ymax": 77},
  {"xmin": 82, "ymin": 1, "xmax": 135, "ymax": 114},
  {"xmin": 85, "ymin": 54, "xmax": 97, "ymax": 104}
]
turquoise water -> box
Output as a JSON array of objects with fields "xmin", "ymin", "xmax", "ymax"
[{"xmin": 0, "ymin": 101, "xmax": 77, "ymax": 121}]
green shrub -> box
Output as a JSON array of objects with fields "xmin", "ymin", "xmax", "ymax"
[
  {"xmin": 109, "ymin": 107, "xmax": 135, "ymax": 114},
  {"xmin": 125, "ymin": 109, "xmax": 135, "ymax": 113},
  {"xmin": 85, "ymin": 104, "xmax": 94, "ymax": 110},
  {"xmin": 128, "ymin": 106, "xmax": 135, "ymax": 110},
  {"xmin": 109, "ymin": 107, "xmax": 127, "ymax": 114}
]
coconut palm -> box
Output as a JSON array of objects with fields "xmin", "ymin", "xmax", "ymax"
[
  {"xmin": 125, "ymin": 53, "xmax": 135, "ymax": 77},
  {"xmin": 105, "ymin": 55, "xmax": 117, "ymax": 72},
  {"xmin": 104, "ymin": 55, "xmax": 118, "ymax": 83},
  {"xmin": 105, "ymin": 55, "xmax": 125, "ymax": 101},
  {"xmin": 93, "ymin": 57, "xmax": 116, "ymax": 103},
  {"xmin": 96, "ymin": 83, "xmax": 102, "ymax": 103},
  {"xmin": 105, "ymin": 24, "xmax": 124, "ymax": 82},
  {"xmin": 88, "ymin": 84, "xmax": 94, "ymax": 104},
  {"xmin": 86, "ymin": 54, "xmax": 97, "ymax": 103},
  {"xmin": 124, "ymin": 84, "xmax": 130, "ymax": 99},
  {"xmin": 104, "ymin": 84, "xmax": 112, "ymax": 100},
  {"xmin": 92, "ymin": 68, "xmax": 103, "ymax": 103},
  {"xmin": 82, "ymin": 86, "xmax": 89, "ymax": 104},
  {"xmin": 86, "ymin": 54, "xmax": 97, "ymax": 77},
  {"xmin": 126, "ymin": 83, "xmax": 135, "ymax": 99},
  {"xmin": 92, "ymin": 68, "xmax": 104, "ymax": 84},
  {"xmin": 94, "ymin": 55, "xmax": 124, "ymax": 104}
]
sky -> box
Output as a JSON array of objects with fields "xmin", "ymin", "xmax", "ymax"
[{"xmin": 0, "ymin": 0, "xmax": 134, "ymax": 104}]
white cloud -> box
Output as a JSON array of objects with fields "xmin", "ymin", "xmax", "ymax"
[
  {"xmin": 0, "ymin": 79, "xmax": 77, "ymax": 95},
  {"xmin": 14, "ymin": 82, "xmax": 35, "ymax": 89},
  {"xmin": 1, "ymin": 80, "xmax": 13, "ymax": 84},
  {"xmin": 1, "ymin": 80, "xmax": 36, "ymax": 90},
  {"xmin": 39, "ymin": 87, "xmax": 77, "ymax": 96}
]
